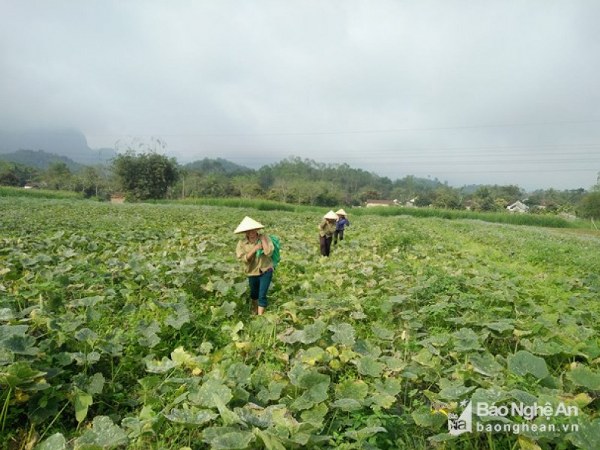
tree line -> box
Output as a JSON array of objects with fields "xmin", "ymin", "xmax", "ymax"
[{"xmin": 1, "ymin": 150, "xmax": 599, "ymax": 219}]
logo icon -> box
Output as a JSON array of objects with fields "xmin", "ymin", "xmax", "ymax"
[{"xmin": 448, "ymin": 400, "xmax": 472, "ymax": 436}]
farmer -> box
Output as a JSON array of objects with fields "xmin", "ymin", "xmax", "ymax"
[
  {"xmin": 234, "ymin": 216, "xmax": 274, "ymax": 315},
  {"xmin": 319, "ymin": 210, "xmax": 338, "ymax": 257},
  {"xmin": 334, "ymin": 209, "xmax": 350, "ymax": 245}
]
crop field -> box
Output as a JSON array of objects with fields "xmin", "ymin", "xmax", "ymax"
[{"xmin": 1, "ymin": 197, "xmax": 599, "ymax": 449}]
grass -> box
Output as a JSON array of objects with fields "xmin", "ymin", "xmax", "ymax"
[
  {"xmin": 349, "ymin": 205, "xmax": 577, "ymax": 228},
  {"xmin": 0, "ymin": 186, "xmax": 83, "ymax": 200},
  {"xmin": 2, "ymin": 187, "xmax": 594, "ymax": 230},
  {"xmin": 163, "ymin": 197, "xmax": 583, "ymax": 229},
  {"xmin": 160, "ymin": 197, "xmax": 326, "ymax": 213}
]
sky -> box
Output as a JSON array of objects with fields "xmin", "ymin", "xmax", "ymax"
[{"xmin": 1, "ymin": 0, "xmax": 600, "ymax": 191}]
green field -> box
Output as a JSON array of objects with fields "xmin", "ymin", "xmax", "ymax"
[{"xmin": 1, "ymin": 197, "xmax": 599, "ymax": 449}]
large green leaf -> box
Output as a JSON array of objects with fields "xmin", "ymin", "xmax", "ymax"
[
  {"xmin": 35, "ymin": 433, "xmax": 67, "ymax": 450},
  {"xmin": 356, "ymin": 356, "xmax": 384, "ymax": 377},
  {"xmin": 567, "ymin": 366, "xmax": 600, "ymax": 390},
  {"xmin": 257, "ymin": 380, "xmax": 287, "ymax": 403},
  {"xmin": 568, "ymin": 418, "xmax": 600, "ymax": 449},
  {"xmin": 437, "ymin": 379, "xmax": 476, "ymax": 401},
  {"xmin": 470, "ymin": 352, "xmax": 503, "ymax": 377},
  {"xmin": 412, "ymin": 406, "xmax": 447, "ymax": 429},
  {"xmin": 452, "ymin": 328, "xmax": 483, "ymax": 352},
  {"xmin": 144, "ymin": 356, "xmax": 177, "ymax": 374},
  {"xmin": 508, "ymin": 350, "xmax": 549, "ymax": 379},
  {"xmin": 73, "ymin": 390, "xmax": 93, "ymax": 423},
  {"xmin": 73, "ymin": 415, "xmax": 128, "ymax": 448},
  {"xmin": 288, "ymin": 363, "xmax": 329, "ymax": 389},
  {"xmin": 343, "ymin": 426, "xmax": 387, "ymax": 440},
  {"xmin": 335, "ymin": 379, "xmax": 368, "ymax": 401},
  {"xmin": 331, "ymin": 398, "xmax": 362, "ymax": 412},
  {"xmin": 165, "ymin": 303, "xmax": 190, "ymax": 330},
  {"xmin": 137, "ymin": 321, "xmax": 161, "ymax": 348},
  {"xmin": 165, "ymin": 408, "xmax": 217, "ymax": 425},
  {"xmin": 0, "ymin": 308, "xmax": 15, "ymax": 321},
  {"xmin": 202, "ymin": 427, "xmax": 254, "ymax": 449},
  {"xmin": 190, "ymin": 378, "xmax": 233, "ymax": 408},
  {"xmin": 279, "ymin": 320, "xmax": 326, "ymax": 345},
  {"xmin": 0, "ymin": 362, "xmax": 46, "ymax": 388},
  {"xmin": 328, "ymin": 323, "xmax": 356, "ymax": 346},
  {"xmin": 86, "ymin": 373, "xmax": 105, "ymax": 396},
  {"xmin": 290, "ymin": 381, "xmax": 329, "ymax": 411}
]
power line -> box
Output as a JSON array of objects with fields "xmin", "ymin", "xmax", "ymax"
[
  {"xmin": 85, "ymin": 119, "xmax": 600, "ymax": 138},
  {"xmin": 393, "ymin": 168, "xmax": 598, "ymax": 175},
  {"xmin": 375, "ymin": 159, "xmax": 600, "ymax": 166}
]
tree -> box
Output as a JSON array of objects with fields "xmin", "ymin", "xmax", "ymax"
[
  {"xmin": 44, "ymin": 162, "xmax": 73, "ymax": 190},
  {"xmin": 432, "ymin": 187, "xmax": 461, "ymax": 209},
  {"xmin": 231, "ymin": 174, "xmax": 263, "ymax": 198},
  {"xmin": 75, "ymin": 166, "xmax": 109, "ymax": 199},
  {"xmin": 112, "ymin": 151, "xmax": 178, "ymax": 200},
  {"xmin": 593, "ymin": 172, "xmax": 600, "ymax": 192},
  {"xmin": 0, "ymin": 161, "xmax": 37, "ymax": 186},
  {"xmin": 578, "ymin": 192, "xmax": 600, "ymax": 219},
  {"xmin": 472, "ymin": 186, "xmax": 499, "ymax": 211}
]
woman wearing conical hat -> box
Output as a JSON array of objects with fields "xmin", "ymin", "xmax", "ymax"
[
  {"xmin": 334, "ymin": 209, "xmax": 350, "ymax": 245},
  {"xmin": 318, "ymin": 210, "xmax": 338, "ymax": 257},
  {"xmin": 234, "ymin": 216, "xmax": 275, "ymax": 315}
]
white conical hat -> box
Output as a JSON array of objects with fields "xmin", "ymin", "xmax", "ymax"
[
  {"xmin": 234, "ymin": 216, "xmax": 264, "ymax": 233},
  {"xmin": 324, "ymin": 210, "xmax": 338, "ymax": 220},
  {"xmin": 335, "ymin": 209, "xmax": 347, "ymax": 216}
]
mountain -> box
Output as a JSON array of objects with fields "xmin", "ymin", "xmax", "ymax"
[
  {"xmin": 0, "ymin": 149, "xmax": 83, "ymax": 171},
  {"xmin": 183, "ymin": 157, "xmax": 253, "ymax": 174},
  {"xmin": 0, "ymin": 129, "xmax": 116, "ymax": 166}
]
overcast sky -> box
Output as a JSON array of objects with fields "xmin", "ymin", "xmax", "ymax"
[{"xmin": 2, "ymin": 0, "xmax": 600, "ymax": 190}]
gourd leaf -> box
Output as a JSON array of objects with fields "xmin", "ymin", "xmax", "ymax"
[
  {"xmin": 202, "ymin": 427, "xmax": 254, "ymax": 450},
  {"xmin": 144, "ymin": 356, "xmax": 177, "ymax": 374},
  {"xmin": 508, "ymin": 351, "xmax": 549, "ymax": 379},
  {"xmin": 470, "ymin": 352, "xmax": 503, "ymax": 377},
  {"xmin": 0, "ymin": 362, "xmax": 46, "ymax": 389},
  {"xmin": 165, "ymin": 408, "xmax": 219, "ymax": 425},
  {"xmin": 73, "ymin": 390, "xmax": 93, "ymax": 423},
  {"xmin": 343, "ymin": 426, "xmax": 387, "ymax": 440},
  {"xmin": 331, "ymin": 398, "xmax": 362, "ymax": 411},
  {"xmin": 567, "ymin": 366, "xmax": 600, "ymax": 390},
  {"xmin": 36, "ymin": 433, "xmax": 67, "ymax": 450},
  {"xmin": 328, "ymin": 323, "xmax": 356, "ymax": 346},
  {"xmin": 335, "ymin": 379, "xmax": 368, "ymax": 401},
  {"xmin": 567, "ymin": 418, "xmax": 600, "ymax": 450},
  {"xmin": 73, "ymin": 415, "xmax": 128, "ymax": 447},
  {"xmin": 190, "ymin": 378, "xmax": 232, "ymax": 408},
  {"xmin": 356, "ymin": 356, "xmax": 384, "ymax": 377}
]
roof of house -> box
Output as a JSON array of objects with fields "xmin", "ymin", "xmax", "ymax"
[{"xmin": 507, "ymin": 200, "xmax": 529, "ymax": 211}]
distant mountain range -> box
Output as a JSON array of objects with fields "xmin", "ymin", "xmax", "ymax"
[
  {"xmin": 183, "ymin": 157, "xmax": 252, "ymax": 174},
  {"xmin": 0, "ymin": 129, "xmax": 260, "ymax": 174},
  {"xmin": 0, "ymin": 149, "xmax": 83, "ymax": 171},
  {"xmin": 0, "ymin": 129, "xmax": 116, "ymax": 166},
  {"xmin": 0, "ymin": 129, "xmax": 257, "ymax": 174}
]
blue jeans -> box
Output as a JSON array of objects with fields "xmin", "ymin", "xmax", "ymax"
[{"xmin": 248, "ymin": 269, "xmax": 273, "ymax": 307}]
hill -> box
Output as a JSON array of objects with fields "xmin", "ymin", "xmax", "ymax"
[
  {"xmin": 183, "ymin": 157, "xmax": 253, "ymax": 174},
  {"xmin": 0, "ymin": 149, "xmax": 83, "ymax": 171},
  {"xmin": 0, "ymin": 129, "xmax": 116, "ymax": 165}
]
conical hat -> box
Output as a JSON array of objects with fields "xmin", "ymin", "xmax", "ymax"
[
  {"xmin": 335, "ymin": 209, "xmax": 347, "ymax": 216},
  {"xmin": 234, "ymin": 216, "xmax": 264, "ymax": 233},
  {"xmin": 324, "ymin": 210, "xmax": 338, "ymax": 220}
]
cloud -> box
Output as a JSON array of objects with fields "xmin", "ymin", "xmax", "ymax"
[{"xmin": 1, "ymin": 0, "xmax": 599, "ymax": 190}]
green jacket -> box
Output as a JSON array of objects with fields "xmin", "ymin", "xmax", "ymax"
[
  {"xmin": 319, "ymin": 219, "xmax": 336, "ymax": 238},
  {"xmin": 236, "ymin": 234, "xmax": 274, "ymax": 276}
]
